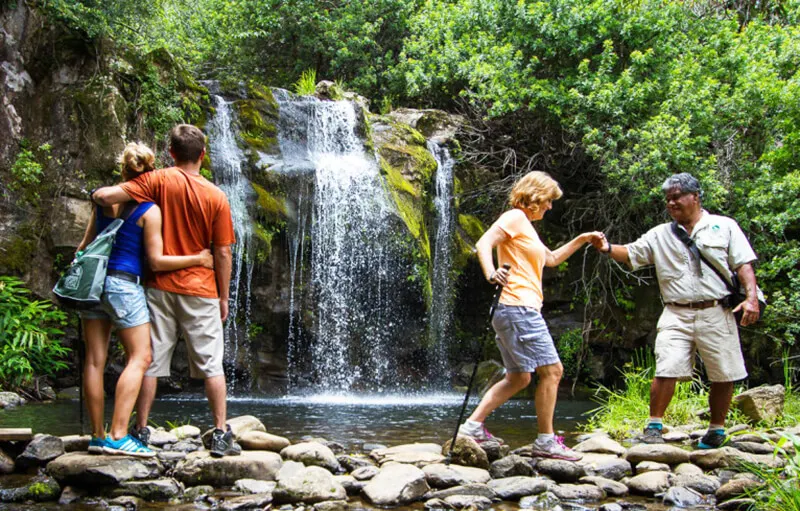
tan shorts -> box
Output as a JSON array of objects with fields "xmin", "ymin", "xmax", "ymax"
[
  {"xmin": 654, "ymin": 304, "xmax": 747, "ymax": 382},
  {"xmin": 145, "ymin": 288, "xmax": 224, "ymax": 379}
]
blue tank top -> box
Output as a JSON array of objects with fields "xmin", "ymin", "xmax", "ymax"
[{"xmin": 95, "ymin": 202, "xmax": 155, "ymax": 278}]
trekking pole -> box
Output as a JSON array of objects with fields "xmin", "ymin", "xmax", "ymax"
[
  {"xmin": 446, "ymin": 263, "xmax": 510, "ymax": 465},
  {"xmin": 77, "ymin": 317, "xmax": 85, "ymax": 435}
]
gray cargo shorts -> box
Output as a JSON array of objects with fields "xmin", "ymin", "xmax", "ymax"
[{"xmin": 491, "ymin": 303, "xmax": 560, "ymax": 373}]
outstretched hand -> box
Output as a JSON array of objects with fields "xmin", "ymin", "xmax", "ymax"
[{"xmin": 584, "ymin": 232, "xmax": 608, "ymax": 250}]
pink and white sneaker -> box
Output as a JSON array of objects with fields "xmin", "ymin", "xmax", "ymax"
[
  {"xmin": 457, "ymin": 423, "xmax": 505, "ymax": 445},
  {"xmin": 530, "ymin": 435, "xmax": 582, "ymax": 461}
]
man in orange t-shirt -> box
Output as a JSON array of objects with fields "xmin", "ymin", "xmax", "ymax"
[{"xmin": 93, "ymin": 124, "xmax": 240, "ymax": 457}]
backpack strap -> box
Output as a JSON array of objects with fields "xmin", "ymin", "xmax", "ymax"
[{"xmin": 670, "ymin": 221, "xmax": 736, "ymax": 294}]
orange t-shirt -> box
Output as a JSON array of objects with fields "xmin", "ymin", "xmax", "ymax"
[
  {"xmin": 120, "ymin": 167, "xmax": 235, "ymax": 298},
  {"xmin": 494, "ymin": 209, "xmax": 547, "ymax": 310}
]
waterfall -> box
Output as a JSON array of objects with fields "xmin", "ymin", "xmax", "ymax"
[
  {"xmin": 427, "ymin": 141, "xmax": 456, "ymax": 383},
  {"xmin": 207, "ymin": 94, "xmax": 254, "ymax": 392}
]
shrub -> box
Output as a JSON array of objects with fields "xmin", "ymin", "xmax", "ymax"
[{"xmin": 293, "ymin": 68, "xmax": 317, "ymax": 96}]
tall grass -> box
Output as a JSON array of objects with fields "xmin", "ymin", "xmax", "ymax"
[
  {"xmin": 293, "ymin": 69, "xmax": 317, "ymax": 96},
  {"xmin": 744, "ymin": 433, "xmax": 800, "ymax": 511}
]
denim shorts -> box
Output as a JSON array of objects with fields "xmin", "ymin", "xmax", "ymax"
[
  {"xmin": 79, "ymin": 276, "xmax": 150, "ymax": 330},
  {"xmin": 492, "ymin": 303, "xmax": 560, "ymax": 373}
]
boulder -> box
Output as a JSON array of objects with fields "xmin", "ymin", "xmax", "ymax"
[
  {"xmin": 281, "ymin": 442, "xmax": 341, "ymax": 473},
  {"xmin": 690, "ymin": 447, "xmax": 785, "ymax": 471},
  {"xmin": 333, "ymin": 474, "xmax": 365, "ymax": 495},
  {"xmin": 664, "ymin": 486, "xmax": 705, "ymax": 507},
  {"xmin": 60, "ymin": 435, "xmax": 90, "ymax": 453},
  {"xmin": 220, "ymin": 493, "xmax": 273, "ymax": 511},
  {"xmin": 173, "ymin": 451, "xmax": 282, "ymax": 486},
  {"xmin": 234, "ymin": 479, "xmax": 277, "ymax": 494},
  {"xmin": 519, "ymin": 491, "xmax": 560, "ymax": 509},
  {"xmin": 489, "ymin": 454, "xmax": 534, "ymax": 478},
  {"xmin": 549, "ymin": 483, "xmax": 605, "ymax": 501},
  {"xmin": 573, "ymin": 436, "xmax": 626, "ymax": 456},
  {"xmin": 108, "ymin": 478, "xmax": 183, "ymax": 501},
  {"xmin": 425, "ymin": 483, "xmax": 497, "ymax": 500},
  {"xmin": 444, "ymin": 494, "xmax": 492, "ymax": 510},
  {"xmin": 624, "ymin": 444, "xmax": 690, "ymax": 465},
  {"xmin": 0, "ymin": 391, "xmax": 24, "ymax": 408},
  {"xmin": 536, "ymin": 458, "xmax": 584, "ymax": 482},
  {"xmin": 487, "ymin": 476, "xmax": 549, "ymax": 500},
  {"xmin": 0, "ymin": 447, "xmax": 15, "ymax": 474},
  {"xmin": 351, "ymin": 465, "xmax": 379, "ymax": 480},
  {"xmin": 0, "ymin": 474, "xmax": 61, "ymax": 502},
  {"xmin": 626, "ymin": 471, "xmax": 670, "ymax": 496},
  {"xmin": 16, "ymin": 434, "xmax": 64, "ymax": 467},
  {"xmin": 578, "ymin": 453, "xmax": 631, "ymax": 481},
  {"xmin": 240, "ymin": 431, "xmax": 291, "ymax": 452},
  {"xmin": 673, "ymin": 462, "xmax": 704, "ymax": 476},
  {"xmin": 424, "ymin": 497, "xmax": 454, "ymax": 509},
  {"xmin": 338, "ymin": 454, "xmax": 375, "ymax": 472},
  {"xmin": 47, "ymin": 452, "xmax": 163, "ymax": 485},
  {"xmin": 579, "ymin": 476, "xmax": 628, "ymax": 496},
  {"xmin": 635, "ymin": 461, "xmax": 670, "ymax": 473},
  {"xmin": 716, "ymin": 478, "xmax": 761, "ymax": 501},
  {"xmin": 733, "ymin": 384, "xmax": 785, "ymax": 423},
  {"xmin": 423, "ymin": 463, "xmax": 491, "ymax": 488},
  {"xmin": 273, "ymin": 465, "xmax": 347, "ymax": 504},
  {"xmin": 671, "ymin": 473, "xmax": 721, "ymax": 494},
  {"xmin": 169, "ymin": 425, "xmax": 201, "ymax": 439},
  {"xmin": 363, "ymin": 462, "xmax": 430, "ymax": 506},
  {"xmin": 441, "ymin": 436, "xmax": 489, "ymax": 469}
]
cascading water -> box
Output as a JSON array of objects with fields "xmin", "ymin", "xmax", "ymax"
[
  {"xmin": 427, "ymin": 141, "xmax": 456, "ymax": 383},
  {"xmin": 207, "ymin": 94, "xmax": 254, "ymax": 392}
]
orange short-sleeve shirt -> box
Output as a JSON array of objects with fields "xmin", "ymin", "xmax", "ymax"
[
  {"xmin": 121, "ymin": 167, "xmax": 235, "ymax": 298},
  {"xmin": 494, "ymin": 209, "xmax": 547, "ymax": 310}
]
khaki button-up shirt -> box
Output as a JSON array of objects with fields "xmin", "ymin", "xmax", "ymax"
[{"xmin": 626, "ymin": 211, "xmax": 757, "ymax": 303}]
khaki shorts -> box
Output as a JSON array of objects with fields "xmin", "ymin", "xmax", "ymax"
[
  {"xmin": 654, "ymin": 304, "xmax": 747, "ymax": 382},
  {"xmin": 145, "ymin": 288, "xmax": 224, "ymax": 379}
]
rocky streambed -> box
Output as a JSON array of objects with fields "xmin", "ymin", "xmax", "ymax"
[{"xmin": 1, "ymin": 413, "xmax": 797, "ymax": 510}]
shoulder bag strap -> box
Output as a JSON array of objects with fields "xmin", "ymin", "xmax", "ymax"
[{"xmin": 670, "ymin": 221, "xmax": 736, "ymax": 294}]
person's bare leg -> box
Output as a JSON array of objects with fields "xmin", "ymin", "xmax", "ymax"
[
  {"xmin": 467, "ymin": 372, "xmax": 531, "ymax": 423},
  {"xmin": 135, "ymin": 376, "xmax": 158, "ymax": 430},
  {"xmin": 709, "ymin": 381, "xmax": 734, "ymax": 427},
  {"xmin": 205, "ymin": 375, "xmax": 227, "ymax": 429},
  {"xmin": 109, "ymin": 324, "xmax": 152, "ymax": 440},
  {"xmin": 649, "ymin": 377, "xmax": 677, "ymax": 418},
  {"xmin": 534, "ymin": 362, "xmax": 563, "ymax": 434},
  {"xmin": 83, "ymin": 318, "xmax": 112, "ymax": 439}
]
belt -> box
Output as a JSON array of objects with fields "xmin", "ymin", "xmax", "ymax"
[
  {"xmin": 107, "ymin": 270, "xmax": 141, "ymax": 285},
  {"xmin": 668, "ymin": 300, "xmax": 719, "ymax": 310}
]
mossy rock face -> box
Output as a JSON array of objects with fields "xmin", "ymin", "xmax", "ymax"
[{"xmin": 235, "ymin": 96, "xmax": 279, "ymax": 155}]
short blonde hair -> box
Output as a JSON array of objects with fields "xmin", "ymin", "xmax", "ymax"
[
  {"xmin": 508, "ymin": 171, "xmax": 563, "ymax": 211},
  {"xmin": 119, "ymin": 142, "xmax": 155, "ymax": 179}
]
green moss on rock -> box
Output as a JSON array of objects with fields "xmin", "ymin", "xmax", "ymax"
[
  {"xmin": 458, "ymin": 214, "xmax": 485, "ymax": 242},
  {"xmin": 235, "ymin": 99, "xmax": 279, "ymax": 154},
  {"xmin": 252, "ymin": 183, "xmax": 287, "ymax": 223}
]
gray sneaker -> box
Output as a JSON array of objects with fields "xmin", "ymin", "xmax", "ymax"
[
  {"xmin": 530, "ymin": 436, "xmax": 582, "ymax": 461},
  {"xmin": 210, "ymin": 425, "xmax": 242, "ymax": 457},
  {"xmin": 457, "ymin": 423, "xmax": 505, "ymax": 445},
  {"xmin": 129, "ymin": 425, "xmax": 150, "ymax": 446},
  {"xmin": 640, "ymin": 426, "xmax": 665, "ymax": 444}
]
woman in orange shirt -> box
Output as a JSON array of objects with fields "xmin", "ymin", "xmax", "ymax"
[{"xmin": 458, "ymin": 171, "xmax": 602, "ymax": 460}]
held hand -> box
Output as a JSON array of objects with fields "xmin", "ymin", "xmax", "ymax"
[
  {"xmin": 733, "ymin": 298, "xmax": 760, "ymax": 326},
  {"xmin": 489, "ymin": 266, "xmax": 509, "ymax": 286},
  {"xmin": 590, "ymin": 233, "xmax": 610, "ymax": 252},
  {"xmin": 198, "ymin": 248, "xmax": 214, "ymax": 269},
  {"xmin": 220, "ymin": 299, "xmax": 229, "ymax": 322},
  {"xmin": 583, "ymin": 231, "xmax": 606, "ymax": 248}
]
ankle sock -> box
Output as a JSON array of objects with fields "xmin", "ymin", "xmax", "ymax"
[
  {"xmin": 647, "ymin": 418, "xmax": 663, "ymax": 429},
  {"xmin": 537, "ymin": 433, "xmax": 555, "ymax": 444},
  {"xmin": 463, "ymin": 420, "xmax": 482, "ymax": 432},
  {"xmin": 708, "ymin": 424, "xmax": 725, "ymax": 433}
]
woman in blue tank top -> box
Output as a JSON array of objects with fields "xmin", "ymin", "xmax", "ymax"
[{"xmin": 76, "ymin": 143, "xmax": 213, "ymax": 457}]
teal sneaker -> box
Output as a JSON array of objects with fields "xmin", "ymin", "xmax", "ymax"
[
  {"xmin": 102, "ymin": 434, "xmax": 156, "ymax": 458},
  {"xmin": 88, "ymin": 436, "xmax": 107, "ymax": 454},
  {"xmin": 697, "ymin": 429, "xmax": 727, "ymax": 449}
]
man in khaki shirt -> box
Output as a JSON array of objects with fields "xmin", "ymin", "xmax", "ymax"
[{"xmin": 597, "ymin": 173, "xmax": 761, "ymax": 448}]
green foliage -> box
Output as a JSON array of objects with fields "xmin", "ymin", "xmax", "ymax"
[
  {"xmin": 0, "ymin": 276, "xmax": 70, "ymax": 391},
  {"xmin": 9, "ymin": 141, "xmax": 52, "ymax": 203},
  {"xmin": 293, "ymin": 69, "xmax": 317, "ymax": 96},
  {"xmin": 743, "ymin": 433, "xmax": 800, "ymax": 511},
  {"xmin": 556, "ymin": 328, "xmax": 585, "ymax": 378}
]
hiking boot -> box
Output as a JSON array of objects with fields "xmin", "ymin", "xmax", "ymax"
[
  {"xmin": 210, "ymin": 425, "xmax": 242, "ymax": 457},
  {"xmin": 88, "ymin": 436, "xmax": 107, "ymax": 454},
  {"xmin": 129, "ymin": 425, "xmax": 150, "ymax": 446},
  {"xmin": 640, "ymin": 425, "xmax": 665, "ymax": 444},
  {"xmin": 697, "ymin": 429, "xmax": 727, "ymax": 449},
  {"xmin": 103, "ymin": 435, "xmax": 155, "ymax": 458},
  {"xmin": 457, "ymin": 423, "xmax": 505, "ymax": 445},
  {"xmin": 530, "ymin": 436, "xmax": 583, "ymax": 461}
]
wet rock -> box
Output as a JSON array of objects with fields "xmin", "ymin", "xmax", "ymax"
[
  {"xmin": 479, "ymin": 440, "xmax": 509, "ymax": 462},
  {"xmin": 274, "ymin": 465, "xmax": 347, "ymax": 503},
  {"xmin": 426, "ymin": 483, "xmax": 497, "ymax": 500},
  {"xmin": 579, "ymin": 476, "xmax": 628, "ymax": 496},
  {"xmin": 47, "ymin": 452, "xmax": 164, "ymax": 485},
  {"xmin": 352, "ymin": 465, "xmax": 379, "ymax": 480},
  {"xmin": 240, "ymin": 431, "xmax": 291, "ymax": 452},
  {"xmin": 363, "ymin": 462, "xmax": 430, "ymax": 505},
  {"xmin": 573, "ymin": 436, "xmax": 626, "ymax": 456},
  {"xmin": 109, "ymin": 478, "xmax": 183, "ymax": 501},
  {"xmin": 281, "ymin": 442, "xmax": 341, "ymax": 473},
  {"xmin": 732, "ymin": 441, "xmax": 775, "ymax": 455},
  {"xmin": 0, "ymin": 447, "xmax": 14, "ymax": 474},
  {"xmin": 718, "ymin": 497, "xmax": 757, "ymax": 510},
  {"xmin": 184, "ymin": 485, "xmax": 214, "ymax": 501},
  {"xmin": 487, "ymin": 476, "xmax": 549, "ymax": 499},
  {"xmin": 0, "ymin": 474, "xmax": 61, "ymax": 502},
  {"xmin": 733, "ymin": 434, "xmax": 768, "ymax": 443},
  {"xmin": 234, "ymin": 478, "xmax": 277, "ymax": 494},
  {"xmin": 662, "ymin": 431, "xmax": 691, "ymax": 442},
  {"xmin": 148, "ymin": 428, "xmax": 179, "ymax": 446},
  {"xmin": 671, "ymin": 473, "xmax": 720, "ymax": 494},
  {"xmin": 536, "ymin": 459, "xmax": 584, "ymax": 482},
  {"xmin": 673, "ymin": 462, "xmax": 703, "ymax": 476},
  {"xmin": 0, "ymin": 391, "xmax": 24, "ymax": 408},
  {"xmin": 58, "ymin": 485, "xmax": 86, "ymax": 504},
  {"xmin": 425, "ymin": 497, "xmax": 455, "ymax": 509},
  {"xmin": 442, "ymin": 436, "xmax": 490, "ymax": 469},
  {"xmin": 716, "ymin": 478, "xmax": 761, "ymax": 501},
  {"xmin": 635, "ymin": 460, "xmax": 670, "ymax": 473},
  {"xmin": 490, "ymin": 454, "xmax": 534, "ymax": 478},
  {"xmin": 220, "ymin": 493, "xmax": 273, "ymax": 510},
  {"xmin": 17, "ymin": 434, "xmax": 64, "ymax": 467},
  {"xmin": 173, "ymin": 451, "xmax": 282, "ymax": 486},
  {"xmin": 626, "ymin": 471, "xmax": 670, "ymax": 496},
  {"xmin": 690, "ymin": 446, "xmax": 784, "ymax": 470},
  {"xmin": 423, "ymin": 463, "xmax": 491, "ymax": 488},
  {"xmin": 733, "ymin": 384, "xmax": 785, "ymax": 423},
  {"xmin": 323, "ymin": 441, "xmax": 346, "ymax": 454},
  {"xmin": 157, "ymin": 450, "xmax": 187, "ymax": 470},
  {"xmin": 519, "ymin": 491, "xmax": 560, "ymax": 509},
  {"xmin": 372, "ymin": 443, "xmax": 446, "ymax": 467},
  {"xmin": 578, "ymin": 453, "xmax": 631, "ymax": 481},
  {"xmin": 333, "ymin": 474, "xmax": 365, "ymax": 495},
  {"xmin": 337, "ymin": 455, "xmax": 375, "ymax": 472},
  {"xmin": 606, "ymin": 503, "xmax": 646, "ymax": 511},
  {"xmin": 108, "ymin": 495, "xmax": 142, "ymax": 509},
  {"xmin": 598, "ymin": 504, "xmax": 622, "ymax": 511},
  {"xmin": 202, "ymin": 415, "xmax": 266, "ymax": 446},
  {"xmin": 664, "ymin": 485, "xmax": 704, "ymax": 506},
  {"xmin": 169, "ymin": 425, "xmax": 201, "ymax": 439},
  {"xmin": 625, "ymin": 444, "xmax": 690, "ymax": 465},
  {"xmin": 314, "ymin": 500, "xmax": 349, "ymax": 511},
  {"xmin": 363, "ymin": 443, "xmax": 387, "ymax": 452},
  {"xmin": 167, "ymin": 440, "xmax": 200, "ymax": 453},
  {"xmin": 444, "ymin": 494, "xmax": 492, "ymax": 510},
  {"xmin": 60, "ymin": 434, "xmax": 90, "ymax": 453},
  {"xmin": 549, "ymin": 483, "xmax": 604, "ymax": 501}
]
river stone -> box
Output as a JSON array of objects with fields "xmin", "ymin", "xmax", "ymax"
[
  {"xmin": 184, "ymin": 485, "xmax": 214, "ymax": 501},
  {"xmin": 371, "ymin": 443, "xmax": 445, "ymax": 467},
  {"xmin": 578, "ymin": 453, "xmax": 631, "ymax": 481},
  {"xmin": 371, "ymin": 443, "xmax": 442, "ymax": 459},
  {"xmin": 47, "ymin": 452, "xmax": 164, "ymax": 485},
  {"xmin": 169, "ymin": 425, "xmax": 201, "ymax": 439},
  {"xmin": 715, "ymin": 478, "xmax": 761, "ymax": 501},
  {"xmin": 168, "ymin": 440, "xmax": 200, "ymax": 453},
  {"xmin": 662, "ymin": 431, "xmax": 691, "ymax": 442},
  {"xmin": 17, "ymin": 434, "xmax": 65, "ymax": 467},
  {"xmin": 732, "ymin": 441, "xmax": 775, "ymax": 455},
  {"xmin": 240, "ymin": 431, "xmax": 290, "ymax": 452},
  {"xmin": 58, "ymin": 486, "xmax": 86, "ymax": 504},
  {"xmin": 490, "ymin": 454, "xmax": 534, "ymax": 478},
  {"xmin": 579, "ymin": 476, "xmax": 628, "ymax": 496},
  {"xmin": 635, "ymin": 460, "xmax": 670, "ymax": 473},
  {"xmin": 444, "ymin": 495, "xmax": 493, "ymax": 510},
  {"xmin": 423, "ymin": 463, "xmax": 491, "ymax": 488},
  {"xmin": 626, "ymin": 471, "xmax": 670, "ymax": 495},
  {"xmin": 480, "ymin": 440, "xmax": 509, "ymax": 462},
  {"xmin": 0, "ymin": 474, "xmax": 61, "ymax": 502},
  {"xmin": 0, "ymin": 391, "xmax": 24, "ymax": 408},
  {"xmin": 60, "ymin": 435, "xmax": 90, "ymax": 453},
  {"xmin": 157, "ymin": 450, "xmax": 187, "ymax": 471},
  {"xmin": 363, "ymin": 462, "xmax": 430, "ymax": 505},
  {"xmin": 442, "ymin": 436, "xmax": 489, "ymax": 469},
  {"xmin": 173, "ymin": 451, "xmax": 282, "ymax": 486},
  {"xmin": 597, "ymin": 505, "xmax": 622, "ymax": 511},
  {"xmin": 108, "ymin": 478, "xmax": 183, "ymax": 501},
  {"xmin": 671, "ymin": 473, "xmax": 720, "ymax": 494},
  {"xmin": 664, "ymin": 486, "xmax": 704, "ymax": 507},
  {"xmin": 278, "ymin": 460, "xmax": 306, "ymax": 480},
  {"xmin": 426, "ymin": 483, "xmax": 497, "ymax": 500},
  {"xmin": 733, "ymin": 384, "xmax": 785, "ymax": 423},
  {"xmin": 573, "ymin": 436, "xmax": 626, "ymax": 456},
  {"xmin": 338, "ymin": 454, "xmax": 375, "ymax": 472},
  {"xmin": 220, "ymin": 493, "xmax": 273, "ymax": 511},
  {"xmin": 718, "ymin": 497, "xmax": 758, "ymax": 510},
  {"xmin": 425, "ymin": 497, "xmax": 455, "ymax": 509},
  {"xmin": 201, "ymin": 415, "xmax": 266, "ymax": 446},
  {"xmin": 148, "ymin": 428, "xmax": 179, "ymax": 446},
  {"xmin": 690, "ymin": 446, "xmax": 785, "ymax": 470},
  {"xmin": 625, "ymin": 444, "xmax": 690, "ymax": 465},
  {"xmin": 314, "ymin": 500, "xmax": 349, "ymax": 511},
  {"xmin": 519, "ymin": 491, "xmax": 561, "ymax": 509},
  {"xmin": 352, "ymin": 465, "xmax": 379, "ymax": 480},
  {"xmin": 333, "ymin": 474, "xmax": 365, "ymax": 495},
  {"xmin": 673, "ymin": 462, "xmax": 703, "ymax": 476},
  {"xmin": 536, "ymin": 459, "xmax": 584, "ymax": 482},
  {"xmin": 0, "ymin": 448, "xmax": 14, "ymax": 474},
  {"xmin": 549, "ymin": 483, "xmax": 604, "ymax": 501},
  {"xmin": 487, "ymin": 476, "xmax": 549, "ymax": 499},
  {"xmin": 281, "ymin": 442, "xmax": 341, "ymax": 473},
  {"xmin": 273, "ymin": 465, "xmax": 347, "ymax": 503},
  {"xmin": 234, "ymin": 478, "xmax": 277, "ymax": 494}
]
